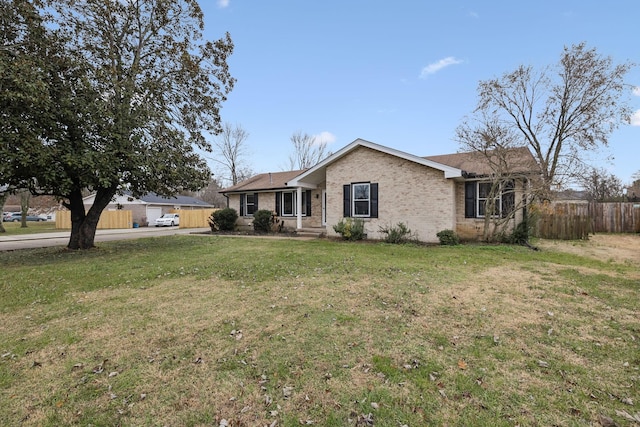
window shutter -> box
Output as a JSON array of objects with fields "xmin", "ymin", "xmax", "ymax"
[
  {"xmin": 275, "ymin": 192, "xmax": 281, "ymax": 215},
  {"xmin": 343, "ymin": 184, "xmax": 351, "ymax": 217},
  {"xmin": 501, "ymin": 180, "xmax": 515, "ymax": 218},
  {"xmin": 306, "ymin": 190, "xmax": 312, "ymax": 216},
  {"xmin": 370, "ymin": 183, "xmax": 378, "ymax": 218},
  {"xmin": 240, "ymin": 194, "xmax": 245, "ymax": 216},
  {"xmin": 464, "ymin": 182, "xmax": 476, "ymax": 218},
  {"xmin": 254, "ymin": 193, "xmax": 259, "ymax": 210}
]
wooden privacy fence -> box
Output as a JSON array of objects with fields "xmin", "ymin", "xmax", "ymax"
[
  {"xmin": 532, "ymin": 202, "xmax": 640, "ymax": 239},
  {"xmin": 56, "ymin": 210, "xmax": 132, "ymax": 229},
  {"xmin": 176, "ymin": 209, "xmax": 217, "ymax": 228},
  {"xmin": 533, "ymin": 213, "xmax": 591, "ymax": 240}
]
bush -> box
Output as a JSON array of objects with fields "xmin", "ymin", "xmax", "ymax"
[
  {"xmin": 504, "ymin": 215, "xmax": 535, "ymax": 245},
  {"xmin": 333, "ymin": 218, "xmax": 365, "ymax": 241},
  {"xmin": 209, "ymin": 208, "xmax": 238, "ymax": 231},
  {"xmin": 436, "ymin": 229, "xmax": 460, "ymax": 246},
  {"xmin": 379, "ymin": 222, "xmax": 416, "ymax": 244},
  {"xmin": 252, "ymin": 209, "xmax": 273, "ymax": 233}
]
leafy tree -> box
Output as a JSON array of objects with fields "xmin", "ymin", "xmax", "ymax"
[
  {"xmin": 579, "ymin": 167, "xmax": 624, "ymax": 201},
  {"xmin": 461, "ymin": 43, "xmax": 633, "ymax": 198},
  {"xmin": 211, "ymin": 122, "xmax": 252, "ymax": 186},
  {"xmin": 286, "ymin": 131, "xmax": 331, "ymax": 170},
  {"xmin": 0, "ymin": 0, "xmax": 235, "ymax": 249}
]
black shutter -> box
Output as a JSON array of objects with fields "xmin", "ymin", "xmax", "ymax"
[
  {"xmin": 343, "ymin": 184, "xmax": 351, "ymax": 217},
  {"xmin": 306, "ymin": 190, "xmax": 312, "ymax": 216},
  {"xmin": 275, "ymin": 192, "xmax": 281, "ymax": 215},
  {"xmin": 464, "ymin": 182, "xmax": 476, "ymax": 218},
  {"xmin": 240, "ymin": 194, "xmax": 245, "ymax": 216},
  {"xmin": 370, "ymin": 183, "xmax": 378, "ymax": 218},
  {"xmin": 254, "ymin": 193, "xmax": 258, "ymax": 211},
  {"xmin": 501, "ymin": 180, "xmax": 515, "ymax": 218}
]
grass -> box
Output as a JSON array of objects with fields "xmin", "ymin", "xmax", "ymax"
[
  {"xmin": 1, "ymin": 221, "xmax": 60, "ymax": 235},
  {"xmin": 0, "ymin": 235, "xmax": 638, "ymax": 426}
]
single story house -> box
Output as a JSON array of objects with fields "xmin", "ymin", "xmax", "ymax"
[
  {"xmin": 83, "ymin": 192, "xmax": 213, "ymax": 226},
  {"xmin": 221, "ymin": 139, "xmax": 539, "ymax": 242}
]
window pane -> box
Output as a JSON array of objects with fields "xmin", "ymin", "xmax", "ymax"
[
  {"xmin": 353, "ymin": 184, "xmax": 369, "ymax": 200},
  {"xmin": 478, "ymin": 183, "xmax": 492, "ymax": 198},
  {"xmin": 354, "ymin": 201, "xmax": 369, "ymax": 216},
  {"xmin": 283, "ymin": 192, "xmax": 293, "ymax": 215}
]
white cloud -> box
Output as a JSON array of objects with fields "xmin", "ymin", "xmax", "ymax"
[
  {"xmin": 217, "ymin": 0, "xmax": 229, "ymax": 8},
  {"xmin": 630, "ymin": 110, "xmax": 640, "ymax": 126},
  {"xmin": 420, "ymin": 56, "xmax": 463, "ymax": 78},
  {"xmin": 312, "ymin": 131, "xmax": 336, "ymax": 145},
  {"xmin": 633, "ymin": 86, "xmax": 640, "ymax": 96}
]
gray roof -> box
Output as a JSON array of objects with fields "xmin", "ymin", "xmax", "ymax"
[{"xmin": 133, "ymin": 192, "xmax": 213, "ymax": 207}]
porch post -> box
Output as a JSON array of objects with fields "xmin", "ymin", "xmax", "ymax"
[{"xmin": 296, "ymin": 186, "xmax": 303, "ymax": 229}]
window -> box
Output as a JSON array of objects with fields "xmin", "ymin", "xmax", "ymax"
[
  {"xmin": 465, "ymin": 180, "xmax": 515, "ymax": 218},
  {"xmin": 282, "ymin": 192, "xmax": 294, "ymax": 216},
  {"xmin": 239, "ymin": 193, "xmax": 258, "ymax": 216},
  {"xmin": 477, "ymin": 182, "xmax": 499, "ymax": 217},
  {"xmin": 353, "ymin": 183, "xmax": 370, "ymax": 217},
  {"xmin": 343, "ymin": 182, "xmax": 378, "ymax": 218},
  {"xmin": 275, "ymin": 190, "xmax": 312, "ymax": 216}
]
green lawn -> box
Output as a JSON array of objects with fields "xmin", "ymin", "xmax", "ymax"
[
  {"xmin": 0, "ymin": 235, "xmax": 638, "ymax": 426},
  {"xmin": 1, "ymin": 220, "xmax": 60, "ymax": 235}
]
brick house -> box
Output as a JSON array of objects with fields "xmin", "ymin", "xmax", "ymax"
[{"xmin": 221, "ymin": 139, "xmax": 539, "ymax": 242}]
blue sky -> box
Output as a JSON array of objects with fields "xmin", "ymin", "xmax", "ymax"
[{"xmin": 201, "ymin": 1, "xmax": 640, "ymax": 186}]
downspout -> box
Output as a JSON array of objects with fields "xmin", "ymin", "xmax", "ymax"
[{"xmin": 296, "ymin": 187, "xmax": 302, "ymax": 229}]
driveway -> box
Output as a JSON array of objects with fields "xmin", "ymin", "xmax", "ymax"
[{"xmin": 0, "ymin": 227, "xmax": 206, "ymax": 251}]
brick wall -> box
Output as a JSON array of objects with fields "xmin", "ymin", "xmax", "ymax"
[{"xmin": 326, "ymin": 146, "xmax": 456, "ymax": 243}]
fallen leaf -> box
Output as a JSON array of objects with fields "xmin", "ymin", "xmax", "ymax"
[
  {"xmin": 598, "ymin": 414, "xmax": 617, "ymax": 427},
  {"xmin": 620, "ymin": 397, "xmax": 633, "ymax": 405},
  {"xmin": 615, "ymin": 410, "xmax": 640, "ymax": 423},
  {"xmin": 458, "ymin": 359, "xmax": 467, "ymax": 370}
]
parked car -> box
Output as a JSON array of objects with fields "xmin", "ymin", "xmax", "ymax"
[
  {"xmin": 154, "ymin": 213, "xmax": 180, "ymax": 227},
  {"xmin": 3, "ymin": 212, "xmax": 46, "ymax": 222}
]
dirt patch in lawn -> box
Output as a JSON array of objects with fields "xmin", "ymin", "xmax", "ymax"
[{"xmin": 536, "ymin": 233, "xmax": 640, "ymax": 265}]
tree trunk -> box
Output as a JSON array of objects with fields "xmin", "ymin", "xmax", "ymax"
[
  {"xmin": 20, "ymin": 191, "xmax": 30, "ymax": 228},
  {"xmin": 0, "ymin": 192, "xmax": 7, "ymax": 233},
  {"xmin": 66, "ymin": 186, "xmax": 117, "ymax": 250}
]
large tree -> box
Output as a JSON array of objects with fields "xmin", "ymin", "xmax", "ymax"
[
  {"xmin": 0, "ymin": 0, "xmax": 235, "ymax": 249},
  {"xmin": 579, "ymin": 167, "xmax": 624, "ymax": 202},
  {"xmin": 211, "ymin": 122, "xmax": 251, "ymax": 186},
  {"xmin": 286, "ymin": 131, "xmax": 331, "ymax": 170},
  {"xmin": 456, "ymin": 113, "xmax": 539, "ymax": 242},
  {"xmin": 460, "ymin": 43, "xmax": 633, "ymax": 198}
]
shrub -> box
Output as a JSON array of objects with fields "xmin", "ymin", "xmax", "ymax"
[
  {"xmin": 503, "ymin": 215, "xmax": 536, "ymax": 245},
  {"xmin": 436, "ymin": 229, "xmax": 460, "ymax": 246},
  {"xmin": 379, "ymin": 222, "xmax": 416, "ymax": 244},
  {"xmin": 252, "ymin": 209, "xmax": 273, "ymax": 233},
  {"xmin": 333, "ymin": 218, "xmax": 365, "ymax": 241},
  {"xmin": 209, "ymin": 208, "xmax": 238, "ymax": 232}
]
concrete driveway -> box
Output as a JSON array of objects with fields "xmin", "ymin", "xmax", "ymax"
[{"xmin": 0, "ymin": 227, "xmax": 207, "ymax": 251}]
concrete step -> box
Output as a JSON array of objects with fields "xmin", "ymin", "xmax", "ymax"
[{"xmin": 295, "ymin": 228, "xmax": 326, "ymax": 238}]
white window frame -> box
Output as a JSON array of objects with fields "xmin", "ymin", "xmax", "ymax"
[
  {"xmin": 280, "ymin": 191, "xmax": 308, "ymax": 217},
  {"xmin": 245, "ymin": 193, "xmax": 256, "ymax": 216},
  {"xmin": 477, "ymin": 182, "xmax": 501, "ymax": 218},
  {"xmin": 352, "ymin": 183, "xmax": 370, "ymax": 217}
]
